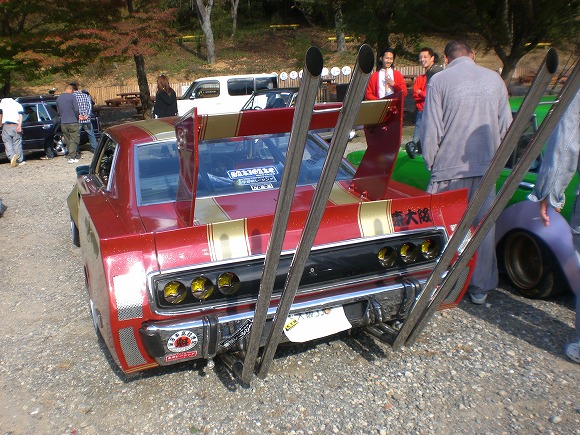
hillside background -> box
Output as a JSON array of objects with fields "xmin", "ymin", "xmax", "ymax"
[{"xmin": 13, "ymin": 27, "xmax": 572, "ymax": 102}]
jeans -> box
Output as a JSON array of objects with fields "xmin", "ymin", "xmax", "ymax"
[
  {"xmin": 412, "ymin": 110, "xmax": 423, "ymax": 144},
  {"xmin": 427, "ymin": 176, "xmax": 498, "ymax": 295},
  {"xmin": 80, "ymin": 121, "xmax": 98, "ymax": 152},
  {"xmin": 2, "ymin": 123, "xmax": 24, "ymax": 163}
]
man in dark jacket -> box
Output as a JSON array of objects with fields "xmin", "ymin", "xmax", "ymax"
[{"xmin": 56, "ymin": 84, "xmax": 80, "ymax": 163}]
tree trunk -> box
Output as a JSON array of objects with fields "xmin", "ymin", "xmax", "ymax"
[
  {"xmin": 0, "ymin": 72, "xmax": 10, "ymax": 98},
  {"xmin": 195, "ymin": 0, "xmax": 216, "ymax": 64},
  {"xmin": 230, "ymin": 0, "xmax": 240, "ymax": 38},
  {"xmin": 334, "ymin": 5, "xmax": 346, "ymax": 53},
  {"xmin": 498, "ymin": 48, "xmax": 527, "ymax": 88},
  {"xmin": 134, "ymin": 54, "xmax": 152, "ymax": 118}
]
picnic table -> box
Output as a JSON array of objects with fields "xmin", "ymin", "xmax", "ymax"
[
  {"xmin": 105, "ymin": 92, "xmax": 142, "ymax": 107},
  {"xmin": 270, "ymin": 24, "xmax": 299, "ymax": 31}
]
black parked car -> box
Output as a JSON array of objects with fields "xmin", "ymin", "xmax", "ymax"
[{"xmin": 0, "ymin": 95, "xmax": 101, "ymax": 158}]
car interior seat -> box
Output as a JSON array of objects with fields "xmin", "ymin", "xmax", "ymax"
[{"xmin": 271, "ymin": 98, "xmax": 286, "ymax": 108}]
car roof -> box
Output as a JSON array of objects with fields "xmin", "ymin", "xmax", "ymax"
[
  {"xmin": 194, "ymin": 73, "xmax": 278, "ymax": 81},
  {"xmin": 106, "ymin": 117, "xmax": 179, "ymax": 145},
  {"xmin": 253, "ymin": 87, "xmax": 299, "ymax": 94},
  {"xmin": 16, "ymin": 95, "xmax": 58, "ymax": 104}
]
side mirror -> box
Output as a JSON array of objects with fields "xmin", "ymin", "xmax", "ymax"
[{"xmin": 76, "ymin": 165, "xmax": 90, "ymax": 176}]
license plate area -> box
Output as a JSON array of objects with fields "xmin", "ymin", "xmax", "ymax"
[{"xmin": 283, "ymin": 306, "xmax": 352, "ymax": 342}]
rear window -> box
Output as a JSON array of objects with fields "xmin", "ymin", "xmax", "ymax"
[
  {"xmin": 135, "ymin": 133, "xmax": 353, "ymax": 206},
  {"xmin": 256, "ymin": 76, "xmax": 277, "ymax": 91},
  {"xmin": 227, "ymin": 78, "xmax": 254, "ymax": 96}
]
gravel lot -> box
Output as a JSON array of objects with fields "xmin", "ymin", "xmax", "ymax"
[{"xmin": 0, "ymin": 108, "xmax": 578, "ymax": 434}]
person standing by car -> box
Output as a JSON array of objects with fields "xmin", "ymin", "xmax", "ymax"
[
  {"xmin": 409, "ymin": 47, "xmax": 443, "ymax": 151},
  {"xmin": 153, "ymin": 74, "xmax": 178, "ymax": 118},
  {"xmin": 529, "ymin": 89, "xmax": 580, "ymax": 364},
  {"xmin": 420, "ymin": 40, "xmax": 512, "ymax": 305},
  {"xmin": 71, "ymin": 83, "xmax": 98, "ymax": 152},
  {"xmin": 0, "ymin": 97, "xmax": 25, "ymax": 167},
  {"xmin": 56, "ymin": 84, "xmax": 81, "ymax": 163},
  {"xmin": 365, "ymin": 48, "xmax": 408, "ymax": 100}
]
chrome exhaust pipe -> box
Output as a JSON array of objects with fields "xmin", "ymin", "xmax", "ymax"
[
  {"xmin": 240, "ymin": 46, "xmax": 324, "ymax": 384},
  {"xmin": 257, "ymin": 44, "xmax": 375, "ymax": 379},
  {"xmin": 391, "ymin": 48, "xmax": 563, "ymax": 349}
]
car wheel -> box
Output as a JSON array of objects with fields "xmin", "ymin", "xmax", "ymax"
[
  {"xmin": 89, "ymin": 298, "xmax": 102, "ymax": 335},
  {"xmin": 71, "ymin": 215, "xmax": 80, "ymax": 247},
  {"xmin": 501, "ymin": 230, "xmax": 563, "ymax": 298},
  {"xmin": 53, "ymin": 133, "xmax": 68, "ymax": 156}
]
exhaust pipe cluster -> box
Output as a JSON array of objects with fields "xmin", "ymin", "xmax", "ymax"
[{"xmin": 236, "ymin": 45, "xmax": 375, "ymax": 384}]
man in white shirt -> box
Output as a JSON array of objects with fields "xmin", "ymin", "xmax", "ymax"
[
  {"xmin": 0, "ymin": 97, "xmax": 25, "ymax": 167},
  {"xmin": 364, "ymin": 48, "xmax": 408, "ymax": 101}
]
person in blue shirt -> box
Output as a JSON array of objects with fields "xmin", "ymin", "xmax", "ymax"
[{"xmin": 529, "ymin": 90, "xmax": 580, "ymax": 364}]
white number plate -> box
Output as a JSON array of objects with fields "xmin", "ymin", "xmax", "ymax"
[{"xmin": 283, "ymin": 306, "xmax": 352, "ymax": 343}]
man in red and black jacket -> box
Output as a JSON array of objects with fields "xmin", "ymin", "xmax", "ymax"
[{"xmin": 410, "ymin": 47, "xmax": 443, "ymax": 151}]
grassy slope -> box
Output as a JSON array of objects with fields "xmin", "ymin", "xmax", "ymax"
[{"xmin": 13, "ymin": 25, "xmax": 564, "ymax": 96}]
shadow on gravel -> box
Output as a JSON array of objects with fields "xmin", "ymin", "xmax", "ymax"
[{"xmin": 459, "ymin": 281, "xmax": 575, "ymax": 360}]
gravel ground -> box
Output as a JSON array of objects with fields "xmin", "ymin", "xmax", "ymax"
[{"xmin": 0, "ymin": 108, "xmax": 578, "ymax": 435}]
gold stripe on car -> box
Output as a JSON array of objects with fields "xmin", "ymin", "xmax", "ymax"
[
  {"xmin": 194, "ymin": 197, "xmax": 230, "ymax": 225},
  {"xmin": 199, "ymin": 112, "xmax": 243, "ymax": 141},
  {"xmin": 207, "ymin": 218, "xmax": 251, "ymax": 261},
  {"xmin": 135, "ymin": 120, "xmax": 177, "ymax": 141},
  {"xmin": 328, "ymin": 182, "xmax": 361, "ymax": 205},
  {"xmin": 357, "ymin": 200, "xmax": 394, "ymax": 237},
  {"xmin": 356, "ymin": 99, "xmax": 393, "ymax": 124}
]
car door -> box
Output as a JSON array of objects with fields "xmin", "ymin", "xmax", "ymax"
[{"xmin": 20, "ymin": 103, "xmax": 53, "ymax": 150}]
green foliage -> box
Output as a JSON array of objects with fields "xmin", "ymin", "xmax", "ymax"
[
  {"xmin": 291, "ymin": 32, "xmax": 316, "ymax": 69},
  {"xmin": 410, "ymin": 0, "xmax": 580, "ymax": 81}
]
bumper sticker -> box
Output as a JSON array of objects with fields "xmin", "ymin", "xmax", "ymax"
[
  {"xmin": 167, "ymin": 331, "xmax": 198, "ymax": 353},
  {"xmin": 165, "ymin": 351, "xmax": 198, "ymax": 363},
  {"xmin": 219, "ymin": 319, "xmax": 253, "ymax": 349}
]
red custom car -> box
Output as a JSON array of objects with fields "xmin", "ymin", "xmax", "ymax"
[{"xmin": 67, "ymin": 92, "xmax": 474, "ymax": 375}]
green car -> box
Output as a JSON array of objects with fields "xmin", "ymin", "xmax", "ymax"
[{"xmin": 347, "ymin": 96, "xmax": 579, "ymax": 298}]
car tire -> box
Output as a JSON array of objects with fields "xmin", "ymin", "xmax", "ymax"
[
  {"xmin": 53, "ymin": 133, "xmax": 68, "ymax": 156},
  {"xmin": 500, "ymin": 230, "xmax": 564, "ymax": 298},
  {"xmin": 89, "ymin": 298, "xmax": 102, "ymax": 336},
  {"xmin": 71, "ymin": 215, "xmax": 80, "ymax": 247}
]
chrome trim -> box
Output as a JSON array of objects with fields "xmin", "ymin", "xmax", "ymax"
[
  {"xmin": 146, "ymin": 227, "xmax": 449, "ymax": 316},
  {"xmin": 518, "ymin": 181, "xmax": 535, "ymax": 190},
  {"xmin": 151, "ymin": 261, "xmax": 435, "ymax": 317},
  {"xmin": 143, "ymin": 275, "xmax": 422, "ymax": 336}
]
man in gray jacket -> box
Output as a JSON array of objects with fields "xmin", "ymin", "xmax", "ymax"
[
  {"xmin": 56, "ymin": 84, "xmax": 81, "ymax": 163},
  {"xmin": 420, "ymin": 40, "xmax": 513, "ymax": 304}
]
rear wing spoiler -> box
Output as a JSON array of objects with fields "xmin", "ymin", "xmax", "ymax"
[
  {"xmin": 173, "ymin": 45, "xmax": 415, "ymax": 384},
  {"xmin": 174, "ymin": 69, "xmax": 404, "ymax": 226}
]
